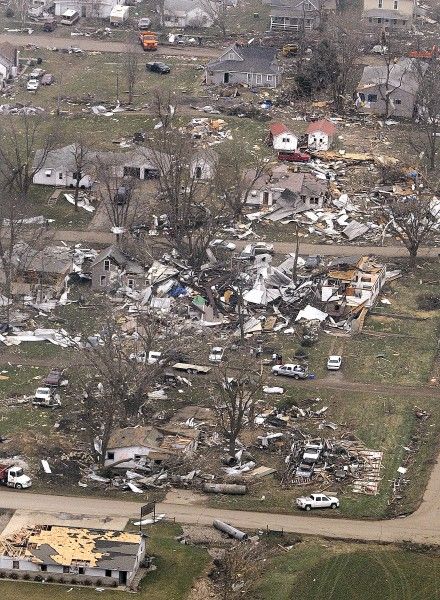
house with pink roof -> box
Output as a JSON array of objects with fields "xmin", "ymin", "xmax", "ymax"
[{"xmin": 306, "ymin": 119, "xmax": 337, "ymax": 151}]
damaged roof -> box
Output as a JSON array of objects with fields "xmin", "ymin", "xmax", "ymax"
[
  {"xmin": 91, "ymin": 246, "xmax": 145, "ymax": 275},
  {"xmin": 1, "ymin": 526, "xmax": 142, "ymax": 571}
]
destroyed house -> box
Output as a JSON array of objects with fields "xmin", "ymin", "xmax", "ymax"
[
  {"xmin": 268, "ymin": 0, "xmax": 336, "ymax": 32},
  {"xmin": 90, "ymin": 246, "xmax": 145, "ymax": 292},
  {"xmin": 321, "ymin": 256, "xmax": 386, "ymax": 308},
  {"xmin": 0, "ymin": 245, "xmax": 73, "ymax": 297},
  {"xmin": 356, "ymin": 58, "xmax": 426, "ymax": 119},
  {"xmin": 0, "ymin": 526, "xmax": 146, "ymax": 586},
  {"xmin": 205, "ymin": 44, "xmax": 282, "ymax": 88},
  {"xmin": 105, "ymin": 425, "xmax": 199, "ymax": 468}
]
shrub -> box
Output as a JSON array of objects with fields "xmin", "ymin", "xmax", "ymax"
[
  {"xmin": 9, "ymin": 572, "xmax": 18, "ymax": 580},
  {"xmin": 417, "ymin": 293, "xmax": 440, "ymax": 311},
  {"xmin": 59, "ymin": 577, "xmax": 65, "ymax": 584},
  {"xmin": 5, "ymin": 7, "xmax": 14, "ymax": 17},
  {"xmin": 95, "ymin": 579, "xmax": 102, "ymax": 586},
  {"xmin": 0, "ymin": 571, "xmax": 6, "ymax": 578},
  {"xmin": 23, "ymin": 573, "xmax": 31, "ymax": 581},
  {"xmin": 70, "ymin": 578, "xmax": 77, "ymax": 584},
  {"xmin": 34, "ymin": 575, "xmax": 44, "ymax": 582},
  {"xmin": 84, "ymin": 579, "xmax": 92, "ymax": 586},
  {"xmin": 112, "ymin": 580, "xmax": 118, "ymax": 587},
  {"xmin": 46, "ymin": 575, "xmax": 54, "ymax": 583}
]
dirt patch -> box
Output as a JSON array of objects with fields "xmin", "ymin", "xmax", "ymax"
[
  {"xmin": 188, "ymin": 576, "xmax": 219, "ymax": 600},
  {"xmin": 164, "ymin": 488, "xmax": 207, "ymax": 506}
]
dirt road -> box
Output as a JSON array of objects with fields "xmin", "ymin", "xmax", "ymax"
[
  {"xmin": 0, "ymin": 32, "xmax": 219, "ymax": 59},
  {"xmin": 1, "ymin": 450, "xmax": 440, "ymax": 543},
  {"xmin": 49, "ymin": 229, "xmax": 438, "ymax": 258}
]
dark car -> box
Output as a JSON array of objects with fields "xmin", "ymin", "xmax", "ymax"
[
  {"xmin": 114, "ymin": 185, "xmax": 130, "ymax": 205},
  {"xmin": 44, "ymin": 369, "xmax": 64, "ymax": 387},
  {"xmin": 278, "ymin": 151, "xmax": 311, "ymax": 163},
  {"xmin": 43, "ymin": 20, "xmax": 57, "ymax": 32},
  {"xmin": 146, "ymin": 61, "xmax": 171, "ymax": 74}
]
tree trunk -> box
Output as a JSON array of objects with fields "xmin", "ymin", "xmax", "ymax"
[{"xmin": 74, "ymin": 179, "xmax": 80, "ymax": 211}]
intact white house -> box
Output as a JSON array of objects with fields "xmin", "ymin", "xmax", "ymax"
[
  {"xmin": 32, "ymin": 145, "xmax": 162, "ymax": 188},
  {"xmin": 268, "ymin": 122, "xmax": 298, "ymax": 152},
  {"xmin": 54, "ymin": 0, "xmax": 124, "ymax": 19},
  {"xmin": 161, "ymin": 0, "xmax": 213, "ymax": 27},
  {"xmin": 307, "ymin": 119, "xmax": 337, "ymax": 151}
]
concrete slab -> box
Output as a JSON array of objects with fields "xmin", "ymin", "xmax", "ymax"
[{"xmin": 0, "ymin": 510, "xmax": 129, "ymax": 538}]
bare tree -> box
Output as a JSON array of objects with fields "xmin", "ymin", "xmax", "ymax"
[
  {"xmin": 316, "ymin": 13, "xmax": 361, "ymax": 113},
  {"xmin": 78, "ymin": 311, "xmax": 175, "ymax": 462},
  {"xmin": 199, "ymin": 0, "xmax": 228, "ymax": 37},
  {"xmin": 123, "ymin": 44, "xmax": 139, "ymax": 105},
  {"xmin": 70, "ymin": 138, "xmax": 91, "ymax": 211},
  {"xmin": 214, "ymin": 363, "xmax": 263, "ymax": 455},
  {"xmin": 413, "ymin": 61, "xmax": 440, "ymax": 171},
  {"xmin": 149, "ymin": 95, "xmax": 221, "ymax": 267},
  {"xmin": 0, "ymin": 114, "xmax": 59, "ymax": 201},
  {"xmin": 0, "ymin": 182, "xmax": 49, "ymax": 325},
  {"xmin": 377, "ymin": 187, "xmax": 439, "ymax": 265},
  {"xmin": 215, "ymin": 145, "xmax": 270, "ymax": 221},
  {"xmin": 95, "ymin": 156, "xmax": 141, "ymax": 244}
]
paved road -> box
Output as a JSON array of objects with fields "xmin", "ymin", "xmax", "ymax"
[
  {"xmin": 50, "ymin": 229, "xmax": 438, "ymax": 258},
  {"xmin": 0, "ymin": 450, "xmax": 440, "ymax": 543},
  {"xmin": 0, "ymin": 32, "xmax": 219, "ymax": 59}
]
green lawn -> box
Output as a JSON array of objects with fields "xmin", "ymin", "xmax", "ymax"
[
  {"xmin": 256, "ymin": 541, "xmax": 440, "ymax": 600},
  {"xmin": 0, "ymin": 523, "xmax": 208, "ymax": 600}
]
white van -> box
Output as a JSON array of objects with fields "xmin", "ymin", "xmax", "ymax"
[{"xmin": 61, "ymin": 9, "xmax": 80, "ymax": 25}]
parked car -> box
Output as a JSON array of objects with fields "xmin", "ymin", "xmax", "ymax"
[
  {"xmin": 209, "ymin": 239, "xmax": 236, "ymax": 251},
  {"xmin": 33, "ymin": 387, "xmax": 61, "ymax": 409},
  {"xmin": 327, "ymin": 355, "xmax": 342, "ymax": 370},
  {"xmin": 138, "ymin": 17, "xmax": 151, "ymax": 29},
  {"xmin": 295, "ymin": 462, "xmax": 314, "ymax": 479},
  {"xmin": 272, "ymin": 364, "xmax": 308, "ymax": 379},
  {"xmin": 371, "ymin": 44, "xmax": 388, "ymax": 55},
  {"xmin": 43, "ymin": 369, "xmax": 64, "ymax": 387},
  {"xmin": 303, "ymin": 443, "xmax": 323, "ymax": 462},
  {"xmin": 209, "ymin": 347, "xmax": 224, "ymax": 363},
  {"xmin": 296, "ymin": 493, "xmax": 339, "ymax": 511},
  {"xmin": 238, "ymin": 242, "xmax": 274, "ymax": 260},
  {"xmin": 27, "ymin": 79, "xmax": 39, "ymax": 91},
  {"xmin": 43, "ymin": 20, "xmax": 57, "ymax": 32},
  {"xmin": 41, "ymin": 73, "xmax": 54, "ymax": 85},
  {"xmin": 146, "ymin": 62, "xmax": 171, "ymax": 74},
  {"xmin": 28, "ymin": 68, "xmax": 44, "ymax": 80},
  {"xmin": 278, "ymin": 151, "xmax": 311, "ymax": 163},
  {"xmin": 129, "ymin": 350, "xmax": 162, "ymax": 365}
]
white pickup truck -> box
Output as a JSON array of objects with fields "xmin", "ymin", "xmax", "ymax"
[{"xmin": 296, "ymin": 493, "xmax": 339, "ymax": 511}]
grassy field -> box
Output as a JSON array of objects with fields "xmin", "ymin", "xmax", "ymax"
[
  {"xmin": 256, "ymin": 540, "xmax": 440, "ymax": 600},
  {"xmin": 0, "ymin": 523, "xmax": 209, "ymax": 600},
  {"xmin": 208, "ymin": 383, "xmax": 440, "ymax": 519},
  {"xmin": 272, "ymin": 259, "xmax": 440, "ymax": 385},
  {"xmin": 15, "ymin": 49, "xmax": 205, "ymax": 110}
]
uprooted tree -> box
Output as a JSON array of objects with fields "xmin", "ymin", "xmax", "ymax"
[
  {"xmin": 377, "ymin": 186, "xmax": 439, "ymax": 265},
  {"xmin": 214, "ymin": 362, "xmax": 264, "ymax": 456},
  {"xmin": 149, "ymin": 95, "xmax": 224, "ymax": 267}
]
